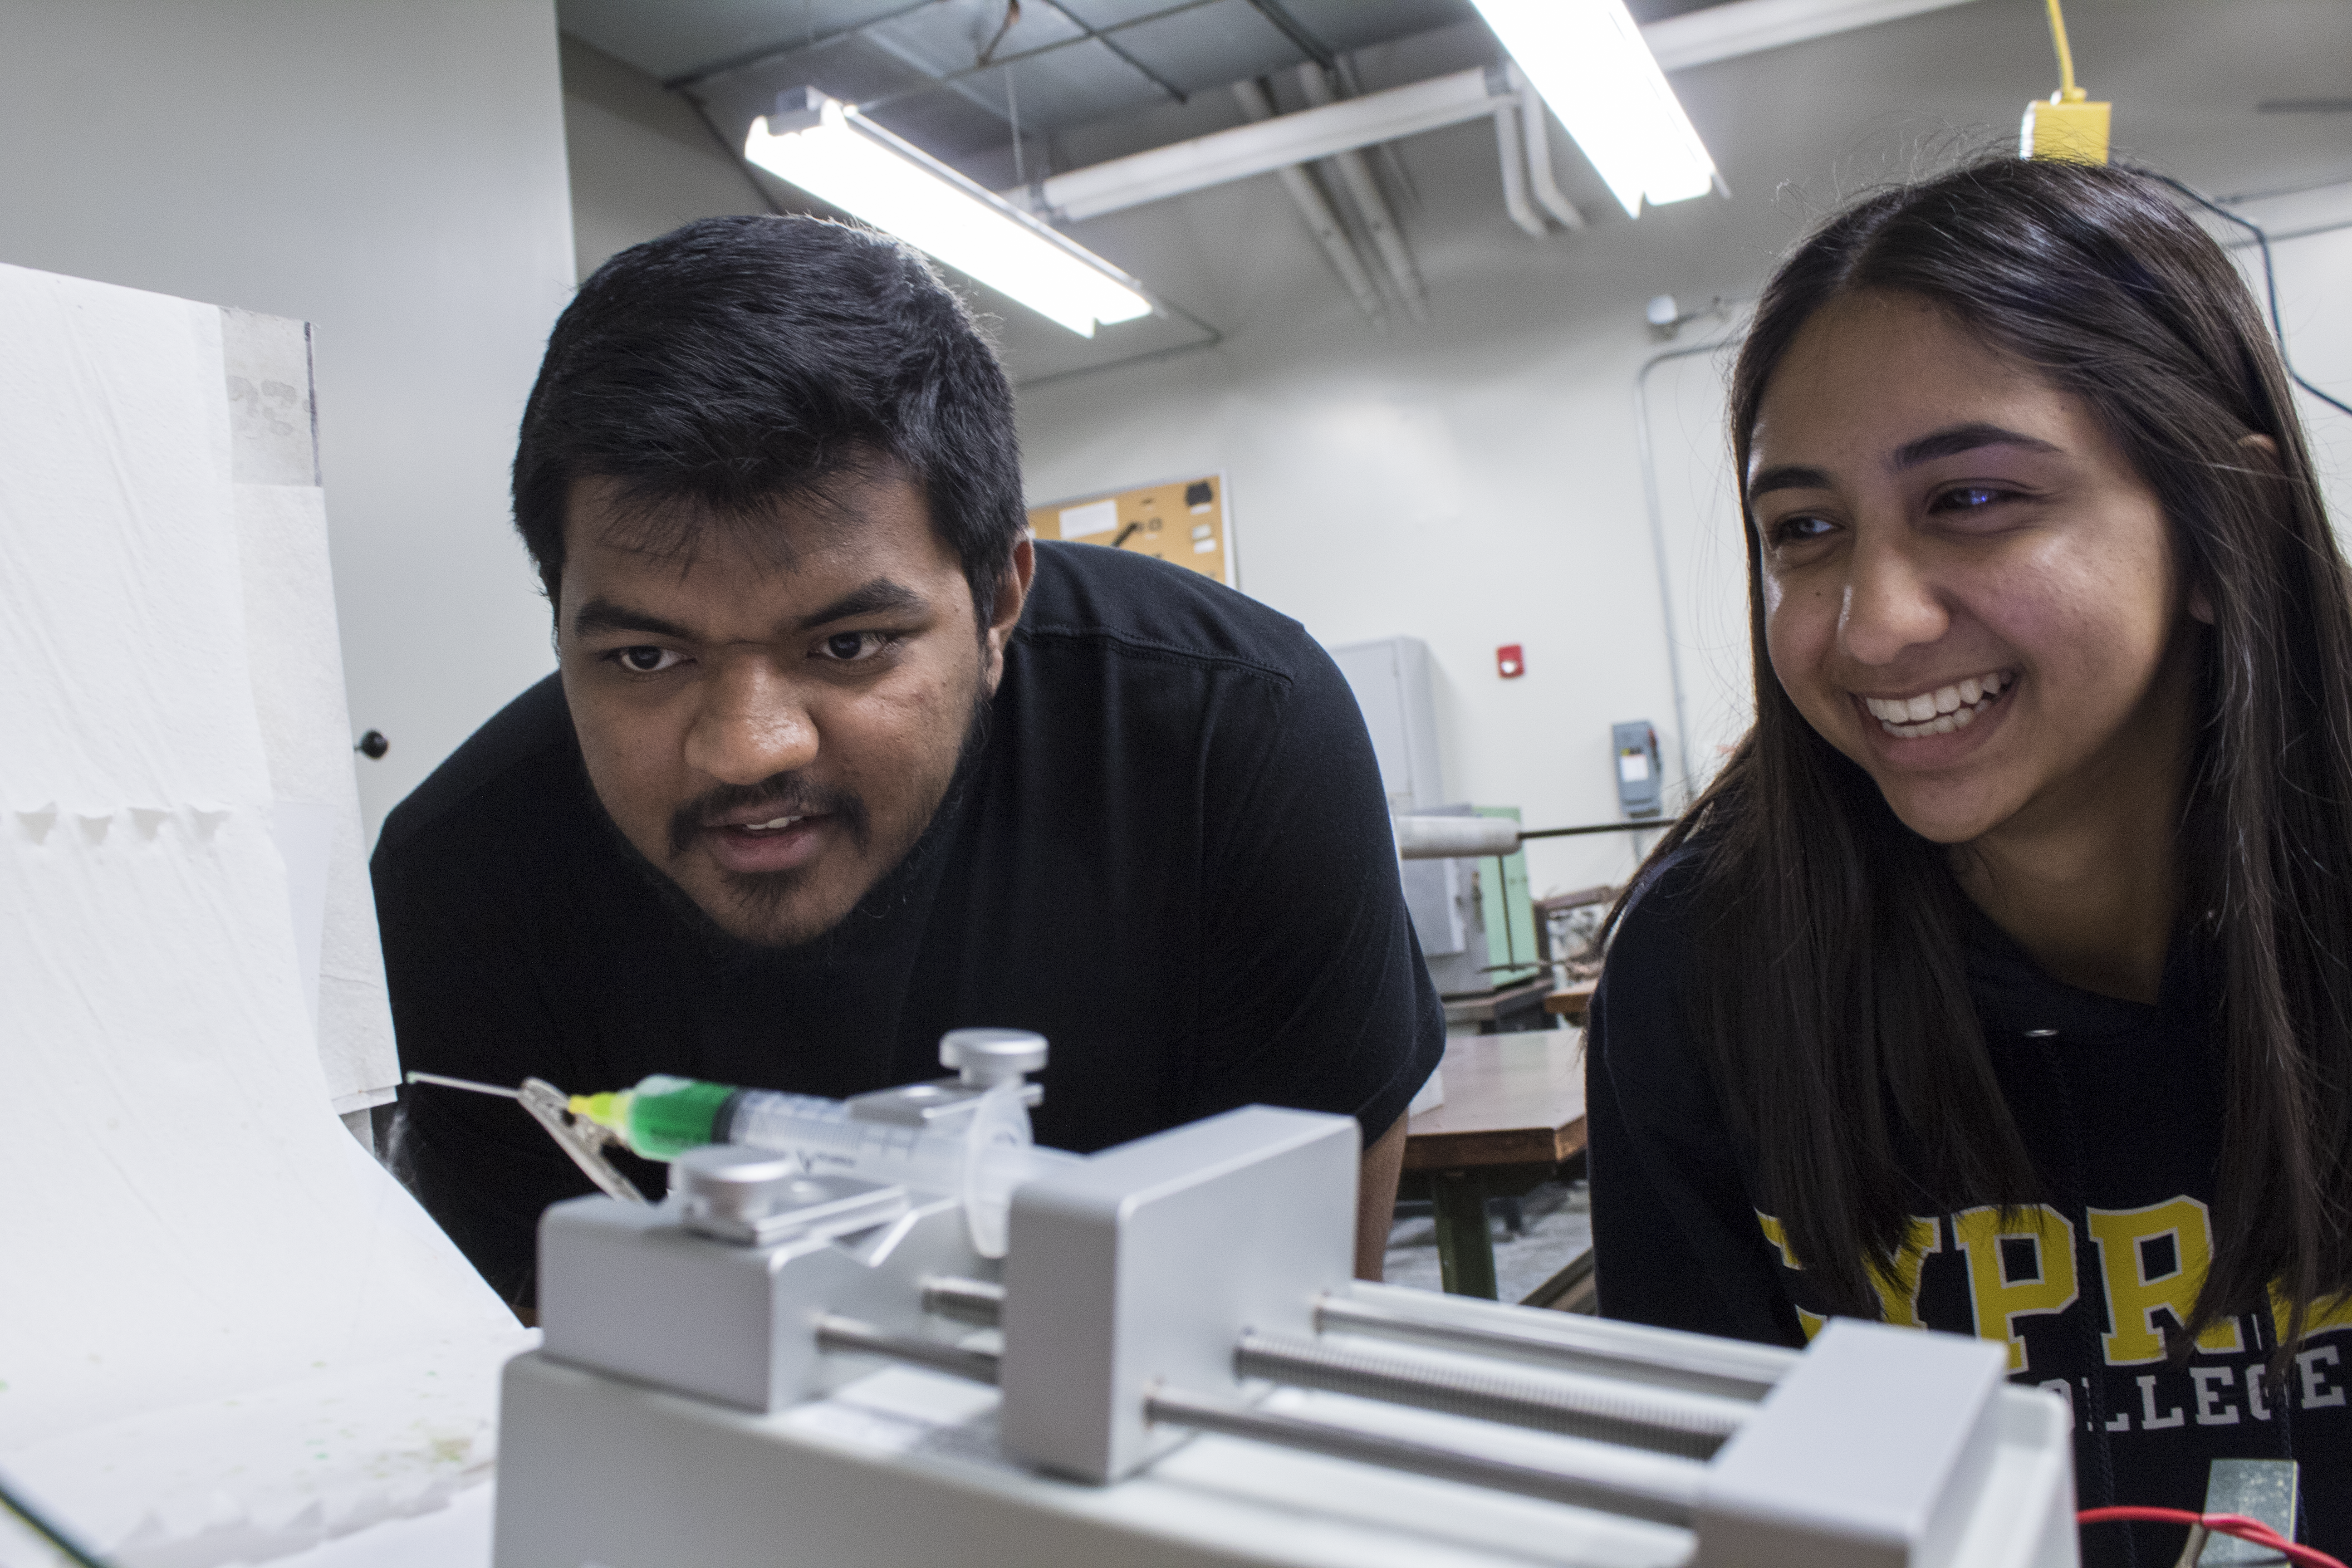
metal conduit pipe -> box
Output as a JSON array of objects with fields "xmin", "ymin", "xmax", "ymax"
[
  {"xmin": 1233, "ymin": 79, "xmax": 1388, "ymax": 321},
  {"xmin": 1234, "ymin": 1331, "xmax": 1746, "ymax": 1460},
  {"xmin": 1144, "ymin": 1385, "xmax": 1704, "ymax": 1527},
  {"xmin": 1510, "ymin": 67, "xmax": 1586, "ymax": 231},
  {"xmin": 1493, "ymin": 99, "xmax": 1547, "ymax": 238},
  {"xmin": 1294, "ymin": 65, "xmax": 1429, "ymax": 323}
]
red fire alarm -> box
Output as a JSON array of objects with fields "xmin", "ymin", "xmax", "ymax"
[{"xmin": 1496, "ymin": 644, "xmax": 1525, "ymax": 679}]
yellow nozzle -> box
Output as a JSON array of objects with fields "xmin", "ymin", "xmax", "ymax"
[{"xmin": 570, "ymin": 1090, "xmax": 632, "ymax": 1132}]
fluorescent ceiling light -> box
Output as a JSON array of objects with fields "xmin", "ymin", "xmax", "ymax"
[
  {"xmin": 1471, "ymin": 0, "xmax": 1720, "ymax": 218},
  {"xmin": 745, "ymin": 92, "xmax": 1152, "ymax": 338}
]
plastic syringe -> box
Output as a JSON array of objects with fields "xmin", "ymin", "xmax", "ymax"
[{"xmin": 566, "ymin": 1073, "xmax": 1073, "ymax": 1257}]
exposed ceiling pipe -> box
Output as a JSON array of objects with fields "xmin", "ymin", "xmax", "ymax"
[
  {"xmin": 1232, "ymin": 79, "xmax": 1388, "ymax": 322},
  {"xmin": 1510, "ymin": 66, "xmax": 1585, "ymax": 231},
  {"xmin": 1294, "ymin": 65, "xmax": 1428, "ymax": 323},
  {"xmin": 1492, "ymin": 100, "xmax": 1547, "ymax": 238}
]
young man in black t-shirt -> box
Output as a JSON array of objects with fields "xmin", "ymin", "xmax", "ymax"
[{"xmin": 373, "ymin": 216, "xmax": 1443, "ymax": 1312}]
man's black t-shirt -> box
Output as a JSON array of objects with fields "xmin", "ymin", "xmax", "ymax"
[
  {"xmin": 374, "ymin": 541, "xmax": 1444, "ymax": 1307},
  {"xmin": 1590, "ymin": 850, "xmax": 2350, "ymax": 1566}
]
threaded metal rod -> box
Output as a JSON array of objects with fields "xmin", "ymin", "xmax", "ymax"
[
  {"xmin": 1236, "ymin": 1331, "xmax": 1742, "ymax": 1460},
  {"xmin": 1145, "ymin": 1385, "xmax": 1700, "ymax": 1527},
  {"xmin": 921, "ymin": 1275, "xmax": 1006, "ymax": 1327},
  {"xmin": 815, "ymin": 1314, "xmax": 1000, "ymax": 1385}
]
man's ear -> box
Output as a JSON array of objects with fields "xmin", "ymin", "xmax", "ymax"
[{"xmin": 980, "ymin": 538, "xmax": 1036, "ymax": 689}]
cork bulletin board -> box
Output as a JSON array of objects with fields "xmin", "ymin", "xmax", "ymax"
[{"xmin": 1026, "ymin": 474, "xmax": 1234, "ymax": 588}]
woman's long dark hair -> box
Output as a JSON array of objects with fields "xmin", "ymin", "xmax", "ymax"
[{"xmin": 1624, "ymin": 157, "xmax": 2352, "ymax": 1344}]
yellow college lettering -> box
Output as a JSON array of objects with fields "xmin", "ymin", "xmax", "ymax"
[
  {"xmin": 1754, "ymin": 1212, "xmax": 1826, "ymax": 1340},
  {"xmin": 1869, "ymin": 1217, "xmax": 1945, "ymax": 1330},
  {"xmin": 1952, "ymin": 1205, "xmax": 2078, "ymax": 1372},
  {"xmin": 2086, "ymin": 1198, "xmax": 2243, "ymax": 1364}
]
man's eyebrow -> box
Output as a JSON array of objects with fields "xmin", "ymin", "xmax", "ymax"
[
  {"xmin": 1747, "ymin": 424, "xmax": 2064, "ymax": 503},
  {"xmin": 1892, "ymin": 421, "xmax": 2062, "ymax": 469},
  {"xmin": 794, "ymin": 578, "xmax": 925, "ymax": 631},
  {"xmin": 570, "ymin": 597, "xmax": 695, "ymax": 641}
]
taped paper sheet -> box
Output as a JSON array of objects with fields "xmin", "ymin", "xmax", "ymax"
[{"xmin": 0, "ymin": 263, "xmax": 530, "ymax": 1566}]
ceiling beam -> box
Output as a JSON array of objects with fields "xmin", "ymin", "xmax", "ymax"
[
  {"xmin": 1642, "ymin": 0, "xmax": 1983, "ymax": 73},
  {"xmin": 1012, "ymin": 66, "xmax": 1509, "ymax": 222},
  {"xmin": 1007, "ymin": 0, "xmax": 1989, "ymax": 224}
]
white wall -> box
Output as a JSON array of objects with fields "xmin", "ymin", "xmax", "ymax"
[
  {"xmin": 2234, "ymin": 186, "xmax": 2352, "ymax": 532},
  {"xmin": 561, "ymin": 33, "xmax": 772, "ymax": 281},
  {"xmin": 0, "ymin": 1, "xmax": 577, "ymax": 841}
]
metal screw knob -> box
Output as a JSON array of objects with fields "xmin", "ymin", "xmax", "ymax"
[
  {"xmin": 938, "ymin": 1027, "xmax": 1048, "ymax": 1088},
  {"xmin": 672, "ymin": 1145, "xmax": 808, "ymax": 1226}
]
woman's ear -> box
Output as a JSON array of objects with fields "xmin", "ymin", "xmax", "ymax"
[{"xmin": 2192, "ymin": 433, "xmax": 2280, "ymax": 625}]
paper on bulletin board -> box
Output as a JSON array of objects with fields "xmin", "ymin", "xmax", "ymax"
[
  {"xmin": 1028, "ymin": 473, "xmax": 1235, "ymax": 587},
  {"xmin": 0, "ymin": 262, "xmax": 530, "ymax": 1566}
]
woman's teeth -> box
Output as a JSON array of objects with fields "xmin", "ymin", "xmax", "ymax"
[{"xmin": 1863, "ymin": 671, "xmax": 2009, "ymax": 738}]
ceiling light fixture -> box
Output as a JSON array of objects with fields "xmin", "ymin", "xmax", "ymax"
[
  {"xmin": 1467, "ymin": 0, "xmax": 1720, "ymax": 218},
  {"xmin": 745, "ymin": 89, "xmax": 1152, "ymax": 338}
]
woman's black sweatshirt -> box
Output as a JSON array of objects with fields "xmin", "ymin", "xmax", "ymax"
[{"xmin": 1589, "ymin": 853, "xmax": 2349, "ymax": 1568}]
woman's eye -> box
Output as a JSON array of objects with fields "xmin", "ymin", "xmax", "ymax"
[
  {"xmin": 610, "ymin": 645, "xmax": 681, "ymax": 674},
  {"xmin": 818, "ymin": 631, "xmax": 893, "ymax": 663},
  {"xmin": 1933, "ymin": 485, "xmax": 2011, "ymax": 512},
  {"xmin": 1772, "ymin": 515, "xmax": 1836, "ymax": 546}
]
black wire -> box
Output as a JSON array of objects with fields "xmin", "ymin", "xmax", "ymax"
[
  {"xmin": 1516, "ymin": 820, "xmax": 1680, "ymax": 840},
  {"xmin": 2131, "ymin": 166, "xmax": 2352, "ymax": 421},
  {"xmin": 0, "ymin": 1470, "xmax": 109, "ymax": 1568}
]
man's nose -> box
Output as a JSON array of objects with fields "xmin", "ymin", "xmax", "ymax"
[
  {"xmin": 1839, "ymin": 527, "xmax": 1950, "ymax": 668},
  {"xmin": 683, "ymin": 658, "xmax": 818, "ymax": 784}
]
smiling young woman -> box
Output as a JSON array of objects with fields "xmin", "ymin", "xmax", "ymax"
[{"xmin": 1588, "ymin": 157, "xmax": 2352, "ymax": 1559}]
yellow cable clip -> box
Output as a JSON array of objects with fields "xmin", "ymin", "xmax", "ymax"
[{"xmin": 2022, "ymin": 0, "xmax": 2110, "ymax": 163}]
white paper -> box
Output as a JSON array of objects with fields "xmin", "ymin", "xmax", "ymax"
[
  {"xmin": 1618, "ymin": 752, "xmax": 1651, "ymax": 785},
  {"xmin": 0, "ymin": 262, "xmax": 529, "ymax": 1567},
  {"xmin": 235, "ymin": 477, "xmax": 398, "ymax": 1108},
  {"xmin": 1057, "ymin": 497, "xmax": 1117, "ymax": 538}
]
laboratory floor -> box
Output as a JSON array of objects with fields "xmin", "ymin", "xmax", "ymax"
[{"xmin": 1382, "ymin": 1179, "xmax": 1594, "ymax": 1308}]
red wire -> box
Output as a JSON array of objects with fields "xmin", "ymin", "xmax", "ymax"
[{"xmin": 2078, "ymin": 1506, "xmax": 2347, "ymax": 1568}]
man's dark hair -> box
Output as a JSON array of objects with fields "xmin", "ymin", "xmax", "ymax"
[{"xmin": 512, "ymin": 215, "xmax": 1026, "ymax": 619}]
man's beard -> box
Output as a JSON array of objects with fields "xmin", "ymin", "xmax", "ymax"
[{"xmin": 631, "ymin": 678, "xmax": 996, "ymax": 953}]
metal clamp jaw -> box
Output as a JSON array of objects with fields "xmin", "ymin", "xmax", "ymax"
[{"xmin": 514, "ymin": 1077, "xmax": 647, "ymax": 1205}]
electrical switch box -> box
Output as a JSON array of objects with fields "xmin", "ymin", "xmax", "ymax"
[{"xmin": 1613, "ymin": 720, "xmax": 1662, "ymax": 818}]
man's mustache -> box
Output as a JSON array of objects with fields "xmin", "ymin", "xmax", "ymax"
[{"xmin": 668, "ymin": 776, "xmax": 869, "ymax": 857}]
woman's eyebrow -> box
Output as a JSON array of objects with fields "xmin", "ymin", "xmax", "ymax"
[
  {"xmin": 1747, "ymin": 423, "xmax": 2064, "ymax": 505},
  {"xmin": 1891, "ymin": 421, "xmax": 2062, "ymax": 469},
  {"xmin": 1747, "ymin": 463, "xmax": 1833, "ymax": 503}
]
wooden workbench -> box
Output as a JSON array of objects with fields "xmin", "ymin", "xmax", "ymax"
[{"xmin": 1401, "ymin": 1030, "xmax": 1588, "ymax": 1301}]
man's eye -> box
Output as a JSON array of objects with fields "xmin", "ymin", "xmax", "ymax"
[
  {"xmin": 610, "ymin": 646, "xmax": 681, "ymax": 674},
  {"xmin": 818, "ymin": 632, "xmax": 892, "ymax": 663}
]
